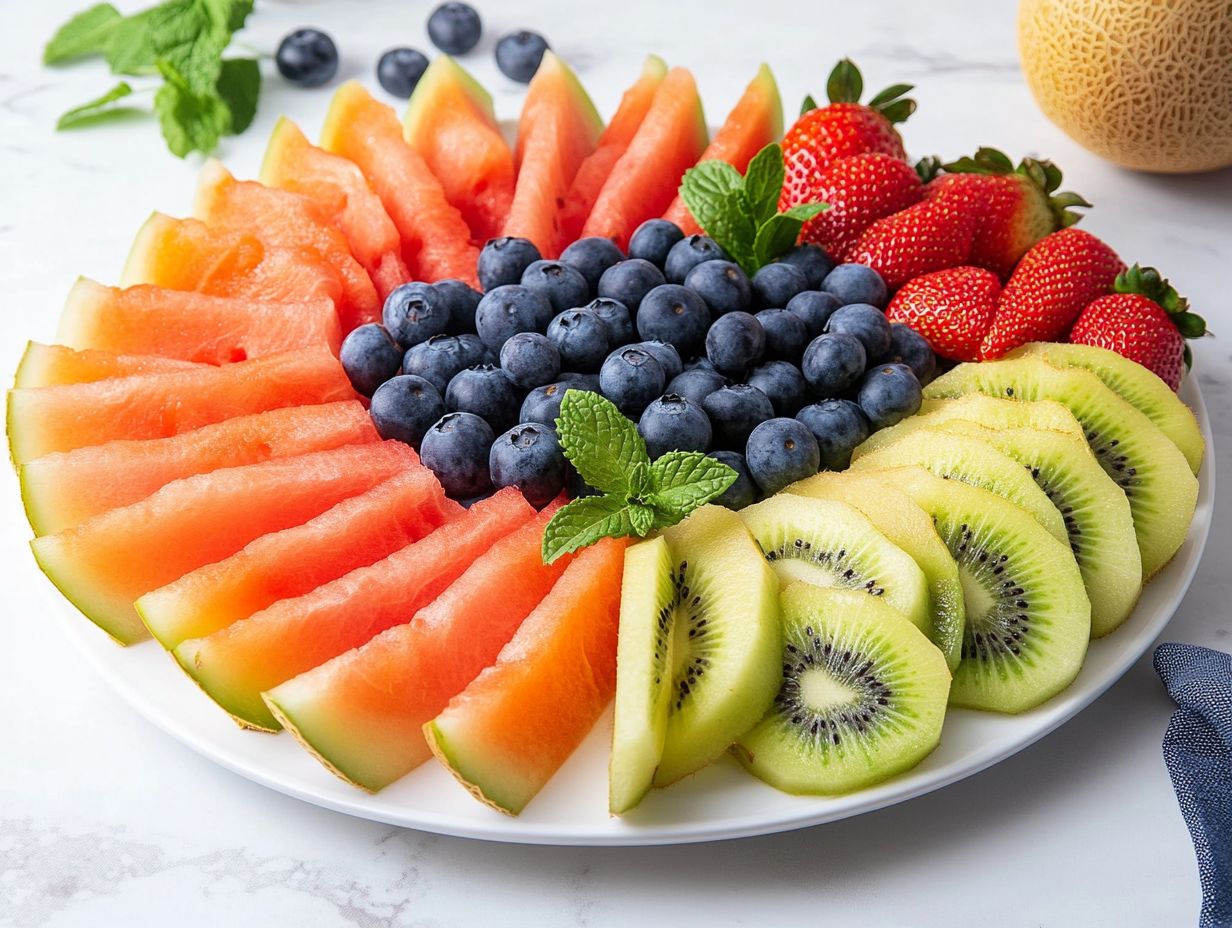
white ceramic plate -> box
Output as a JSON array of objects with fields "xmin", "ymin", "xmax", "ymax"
[{"xmin": 44, "ymin": 379, "xmax": 1214, "ymax": 846}]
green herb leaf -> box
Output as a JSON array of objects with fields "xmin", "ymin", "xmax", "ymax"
[
  {"xmin": 647, "ymin": 452, "xmax": 737, "ymax": 516},
  {"xmin": 216, "ymin": 57, "xmax": 260, "ymax": 133},
  {"xmin": 45, "ymin": 3, "xmax": 122, "ymax": 64},
  {"xmin": 751, "ymin": 203, "xmax": 826, "ymax": 269},
  {"xmin": 628, "ymin": 503, "xmax": 656, "ymax": 536},
  {"xmin": 743, "ymin": 143, "xmax": 784, "ymax": 227},
  {"xmin": 555, "ymin": 390, "xmax": 649, "ymax": 496},
  {"xmin": 56, "ymin": 82, "xmax": 137, "ymax": 129},
  {"xmin": 781, "ymin": 202, "xmax": 828, "ymax": 222},
  {"xmin": 541, "ymin": 495, "xmax": 635, "ymax": 565},
  {"xmin": 678, "ymin": 160, "xmax": 757, "ymax": 270},
  {"xmin": 154, "ymin": 59, "xmax": 230, "ymax": 157}
]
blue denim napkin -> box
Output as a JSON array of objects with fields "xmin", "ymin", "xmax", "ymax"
[{"xmin": 1154, "ymin": 643, "xmax": 1232, "ymax": 928}]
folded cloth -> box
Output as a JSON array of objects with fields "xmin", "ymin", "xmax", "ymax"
[{"xmin": 1154, "ymin": 643, "xmax": 1232, "ymax": 928}]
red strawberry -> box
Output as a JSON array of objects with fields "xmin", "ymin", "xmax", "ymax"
[
  {"xmin": 980, "ymin": 227, "xmax": 1125, "ymax": 359},
  {"xmin": 845, "ymin": 191, "xmax": 977, "ymax": 291},
  {"xmin": 784, "ymin": 152, "xmax": 924, "ymax": 259},
  {"xmin": 886, "ymin": 266, "xmax": 1001, "ymax": 362},
  {"xmin": 1069, "ymin": 265, "xmax": 1206, "ymax": 390},
  {"xmin": 923, "ymin": 148, "xmax": 1091, "ymax": 280}
]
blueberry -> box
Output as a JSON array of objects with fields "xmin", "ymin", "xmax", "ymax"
[
  {"xmin": 521, "ymin": 260, "xmax": 590, "ymax": 315},
  {"xmin": 777, "ymin": 244, "xmax": 835, "ymax": 290},
  {"xmin": 500, "ymin": 332, "xmax": 561, "ymax": 389},
  {"xmin": 599, "ymin": 346, "xmax": 666, "ymax": 416},
  {"xmin": 445, "ymin": 365, "xmax": 522, "ymax": 434},
  {"xmin": 747, "ymin": 360, "xmax": 808, "ymax": 417},
  {"xmin": 636, "ymin": 284, "xmax": 712, "ymax": 357},
  {"xmin": 826, "ymin": 303, "xmax": 892, "ymax": 360},
  {"xmin": 887, "ymin": 323, "xmax": 937, "ymax": 385},
  {"xmin": 474, "ymin": 284, "xmax": 553, "ymax": 350},
  {"xmin": 664, "ymin": 235, "xmax": 730, "ymax": 284},
  {"xmin": 702, "ymin": 384, "xmax": 776, "ymax": 450},
  {"xmin": 628, "ymin": 219, "xmax": 684, "ymax": 268},
  {"xmin": 801, "ymin": 332, "xmax": 867, "ymax": 398},
  {"xmin": 822, "ymin": 263, "xmax": 889, "ymax": 309},
  {"xmin": 666, "ymin": 368, "xmax": 726, "ymax": 406},
  {"xmin": 752, "ymin": 262, "xmax": 808, "ymax": 309},
  {"xmin": 377, "ymin": 47, "xmax": 430, "ymax": 98},
  {"xmin": 383, "ymin": 282, "xmax": 450, "ymax": 348},
  {"xmin": 682, "ymin": 355, "xmax": 716, "ymax": 373},
  {"xmin": 402, "ymin": 333, "xmax": 472, "ymax": 393},
  {"xmin": 557, "ymin": 371, "xmax": 602, "ymax": 393},
  {"xmin": 685, "ymin": 260, "xmax": 753, "ymax": 316},
  {"xmin": 369, "ymin": 375, "xmax": 446, "ymax": 449},
  {"xmin": 706, "ymin": 450, "xmax": 757, "ymax": 510},
  {"xmin": 548, "ymin": 308, "xmax": 612, "ymax": 373},
  {"xmin": 786, "ymin": 290, "xmax": 841, "ymax": 338},
  {"xmin": 454, "ymin": 333, "xmax": 489, "ymax": 368},
  {"xmin": 796, "ymin": 399, "xmax": 872, "ymax": 470},
  {"xmin": 745, "ymin": 418, "xmax": 821, "ymax": 494},
  {"xmin": 495, "ymin": 30, "xmax": 550, "ymax": 83},
  {"xmin": 421, "ymin": 411, "xmax": 495, "ymax": 499},
  {"xmin": 857, "ymin": 363, "xmax": 923, "ymax": 429},
  {"xmin": 755, "ymin": 309, "xmax": 809, "ymax": 362},
  {"xmin": 582, "ymin": 298, "xmax": 635, "ymax": 346},
  {"xmin": 432, "ymin": 278, "xmax": 483, "ymax": 334},
  {"xmin": 478, "ymin": 237, "xmax": 542, "ymax": 291},
  {"xmin": 559, "ymin": 237, "xmax": 625, "ymax": 292},
  {"xmin": 566, "ymin": 465, "xmax": 601, "ymax": 499},
  {"xmin": 489, "ymin": 423, "xmax": 566, "ymax": 508},
  {"xmin": 426, "ymin": 2, "xmax": 482, "ymax": 54},
  {"xmin": 339, "ymin": 323, "xmax": 403, "ymax": 397},
  {"xmin": 597, "ymin": 258, "xmax": 665, "ymax": 312},
  {"xmin": 520, "ymin": 381, "xmax": 572, "ymax": 427},
  {"xmin": 275, "ymin": 29, "xmax": 338, "ymax": 88},
  {"xmin": 638, "ymin": 395, "xmax": 712, "ymax": 458},
  {"xmin": 635, "ymin": 340, "xmax": 683, "ymax": 380},
  {"xmin": 705, "ymin": 311, "xmax": 764, "ymax": 376}
]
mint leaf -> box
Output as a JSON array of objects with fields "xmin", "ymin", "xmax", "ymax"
[
  {"xmin": 678, "ymin": 160, "xmax": 757, "ymax": 270},
  {"xmin": 628, "ymin": 503, "xmax": 655, "ymax": 536},
  {"xmin": 648, "ymin": 451, "xmax": 737, "ymax": 516},
  {"xmin": 752, "ymin": 204, "xmax": 829, "ymax": 269},
  {"xmin": 542, "ymin": 495, "xmax": 634, "ymax": 565},
  {"xmin": 555, "ymin": 390, "xmax": 649, "ymax": 496},
  {"xmin": 45, "ymin": 3, "xmax": 122, "ymax": 64},
  {"xmin": 216, "ymin": 57, "xmax": 260, "ymax": 133},
  {"xmin": 56, "ymin": 81, "xmax": 135, "ymax": 129},
  {"xmin": 743, "ymin": 144, "xmax": 784, "ymax": 227},
  {"xmin": 781, "ymin": 203, "xmax": 828, "ymax": 222},
  {"xmin": 154, "ymin": 59, "xmax": 229, "ymax": 157}
]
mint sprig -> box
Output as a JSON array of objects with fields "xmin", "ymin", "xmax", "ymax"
[
  {"xmin": 541, "ymin": 391, "xmax": 738, "ymax": 564},
  {"xmin": 678, "ymin": 142, "xmax": 827, "ymax": 277}
]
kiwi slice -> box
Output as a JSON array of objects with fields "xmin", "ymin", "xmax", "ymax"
[
  {"xmin": 1008, "ymin": 342, "xmax": 1203, "ymax": 474},
  {"xmin": 786, "ymin": 470, "xmax": 965, "ymax": 671},
  {"xmin": 875, "ymin": 465, "xmax": 1091, "ymax": 713},
  {"xmin": 851, "ymin": 430, "xmax": 1070, "ymax": 544},
  {"xmin": 740, "ymin": 494, "xmax": 932, "ymax": 634},
  {"xmin": 650, "ymin": 505, "xmax": 781, "ymax": 788},
  {"xmin": 733, "ymin": 584, "xmax": 950, "ymax": 795},
  {"xmin": 933, "ymin": 421, "xmax": 1142, "ymax": 637},
  {"xmin": 926, "ymin": 357, "xmax": 1199, "ymax": 579}
]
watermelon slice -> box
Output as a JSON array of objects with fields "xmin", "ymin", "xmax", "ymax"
[
  {"xmin": 31, "ymin": 441, "xmax": 419, "ymax": 645},
  {"xmin": 558, "ymin": 55, "xmax": 667, "ymax": 245},
  {"xmin": 581, "ymin": 68, "xmax": 709, "ymax": 249},
  {"xmin": 264, "ymin": 500, "xmax": 567, "ymax": 791},
  {"xmin": 426, "ymin": 537, "xmax": 626, "ymax": 815},
  {"xmin": 7, "ymin": 348, "xmax": 354, "ymax": 464},
  {"xmin": 321, "ymin": 81, "xmax": 479, "ymax": 286},
  {"xmin": 56, "ymin": 278, "xmax": 342, "ymax": 364},
  {"xmin": 173, "ymin": 488, "xmax": 535, "ymax": 730},
  {"xmin": 260, "ymin": 118, "xmax": 410, "ymax": 301},
  {"xmin": 663, "ymin": 63, "xmax": 783, "ymax": 235},
  {"xmin": 19, "ymin": 401, "xmax": 376, "ymax": 537},
  {"xmin": 14, "ymin": 342, "xmax": 200, "ymax": 389},
  {"xmin": 402, "ymin": 56, "xmax": 514, "ymax": 244},
  {"xmin": 138, "ymin": 467, "xmax": 460, "ymax": 649},
  {"xmin": 193, "ymin": 160, "xmax": 379, "ymax": 333},
  {"xmin": 502, "ymin": 52, "xmax": 604, "ymax": 258}
]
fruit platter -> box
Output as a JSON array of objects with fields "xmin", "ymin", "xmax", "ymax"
[{"xmin": 9, "ymin": 20, "xmax": 1214, "ymax": 845}]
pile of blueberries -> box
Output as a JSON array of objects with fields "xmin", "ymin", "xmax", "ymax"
[{"xmin": 340, "ymin": 220, "xmax": 936, "ymax": 508}]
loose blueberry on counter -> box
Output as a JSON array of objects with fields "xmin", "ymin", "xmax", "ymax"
[
  {"xmin": 751, "ymin": 262, "xmax": 808, "ymax": 309},
  {"xmin": 421, "ymin": 411, "xmax": 495, "ymax": 499},
  {"xmin": 636, "ymin": 284, "xmax": 712, "ymax": 357},
  {"xmin": 664, "ymin": 235, "xmax": 730, "ymax": 284},
  {"xmin": 796, "ymin": 399, "xmax": 871, "ymax": 470},
  {"xmin": 887, "ymin": 323, "xmax": 937, "ymax": 385},
  {"xmin": 500, "ymin": 332, "xmax": 562, "ymax": 389},
  {"xmin": 745, "ymin": 418, "xmax": 821, "ymax": 495},
  {"xmin": 474, "ymin": 284, "xmax": 553, "ymax": 350},
  {"xmin": 599, "ymin": 346, "xmax": 666, "ymax": 417},
  {"xmin": 755, "ymin": 309, "xmax": 809, "ymax": 362},
  {"xmin": 276, "ymin": 28, "xmax": 339, "ymax": 88},
  {"xmin": 822, "ymin": 263, "xmax": 888, "ymax": 309},
  {"xmin": 547, "ymin": 308, "xmax": 610, "ymax": 373},
  {"xmin": 582, "ymin": 298, "xmax": 635, "ymax": 346},
  {"xmin": 705, "ymin": 311, "xmax": 765, "ymax": 377},
  {"xmin": 634, "ymin": 340, "xmax": 683, "ymax": 380},
  {"xmin": 597, "ymin": 258, "xmax": 665, "ymax": 312},
  {"xmin": 377, "ymin": 47, "xmax": 430, "ymax": 98},
  {"xmin": 340, "ymin": 323, "xmax": 403, "ymax": 397},
  {"xmin": 706, "ymin": 450, "xmax": 757, "ymax": 510},
  {"xmin": 489, "ymin": 423, "xmax": 567, "ymax": 508},
  {"xmin": 777, "ymin": 244, "xmax": 834, "ymax": 290},
  {"xmin": 432, "ymin": 278, "xmax": 483, "ymax": 334},
  {"xmin": 801, "ymin": 332, "xmax": 867, "ymax": 398},
  {"xmin": 369, "ymin": 375, "xmax": 446, "ymax": 448},
  {"xmin": 521, "ymin": 260, "xmax": 590, "ymax": 315},
  {"xmin": 628, "ymin": 219, "xmax": 684, "ymax": 268},
  {"xmin": 560, "ymin": 237, "xmax": 626, "ymax": 292},
  {"xmin": 520, "ymin": 381, "xmax": 571, "ymax": 427},
  {"xmin": 383, "ymin": 282, "xmax": 450, "ymax": 348},
  {"xmin": 747, "ymin": 360, "xmax": 808, "ymax": 417},
  {"xmin": 786, "ymin": 290, "xmax": 841, "ymax": 338},
  {"xmin": 427, "ymin": 2, "xmax": 482, "ymax": 54},
  {"xmin": 825, "ymin": 302, "xmax": 892, "ymax": 361},
  {"xmin": 638, "ymin": 395, "xmax": 712, "ymax": 459},
  {"xmin": 478, "ymin": 237, "xmax": 542, "ymax": 291},
  {"xmin": 445, "ymin": 365, "xmax": 523, "ymax": 434},
  {"xmin": 402, "ymin": 334, "xmax": 471, "ymax": 393},
  {"xmin": 666, "ymin": 368, "xmax": 726, "ymax": 406},
  {"xmin": 685, "ymin": 260, "xmax": 753, "ymax": 317},
  {"xmin": 702, "ymin": 384, "xmax": 776, "ymax": 450},
  {"xmin": 495, "ymin": 30, "xmax": 550, "ymax": 83},
  {"xmin": 857, "ymin": 363, "xmax": 923, "ymax": 429}
]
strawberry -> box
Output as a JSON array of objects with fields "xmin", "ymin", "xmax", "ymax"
[
  {"xmin": 886, "ymin": 266, "xmax": 1001, "ymax": 363},
  {"xmin": 785, "ymin": 152, "xmax": 924, "ymax": 260},
  {"xmin": 922, "ymin": 148, "xmax": 1090, "ymax": 280},
  {"xmin": 980, "ymin": 227, "xmax": 1125, "ymax": 359},
  {"xmin": 1069, "ymin": 265, "xmax": 1206, "ymax": 390},
  {"xmin": 845, "ymin": 190, "xmax": 977, "ymax": 291}
]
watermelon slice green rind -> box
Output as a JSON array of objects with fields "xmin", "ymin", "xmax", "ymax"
[{"xmin": 14, "ymin": 342, "xmax": 201, "ymax": 389}]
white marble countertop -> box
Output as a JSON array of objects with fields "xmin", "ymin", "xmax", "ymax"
[{"xmin": 2, "ymin": 1, "xmax": 1229, "ymax": 924}]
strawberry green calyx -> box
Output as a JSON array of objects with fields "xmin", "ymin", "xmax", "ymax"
[
  {"xmin": 943, "ymin": 146, "xmax": 1091, "ymax": 228},
  {"xmin": 1116, "ymin": 264, "xmax": 1207, "ymax": 340},
  {"xmin": 914, "ymin": 155, "xmax": 944, "ymax": 183},
  {"xmin": 824, "ymin": 58, "xmax": 916, "ymax": 124}
]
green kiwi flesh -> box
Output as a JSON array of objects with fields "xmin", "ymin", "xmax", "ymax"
[{"xmin": 733, "ymin": 584, "xmax": 950, "ymax": 795}]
